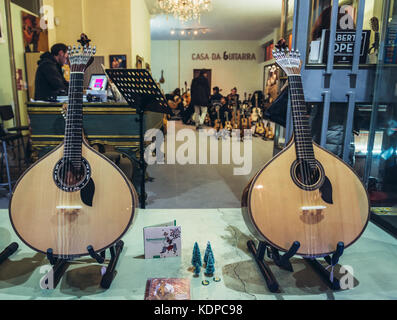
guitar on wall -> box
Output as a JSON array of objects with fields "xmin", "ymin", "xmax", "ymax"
[
  {"xmin": 9, "ymin": 43, "xmax": 138, "ymax": 259},
  {"xmin": 242, "ymin": 49, "xmax": 369, "ymax": 257}
]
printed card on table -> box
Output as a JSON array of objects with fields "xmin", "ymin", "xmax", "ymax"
[{"xmin": 143, "ymin": 220, "xmax": 181, "ymax": 259}]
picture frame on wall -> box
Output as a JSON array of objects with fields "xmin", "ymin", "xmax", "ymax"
[
  {"xmin": 136, "ymin": 55, "xmax": 144, "ymax": 69},
  {"xmin": 109, "ymin": 55, "xmax": 127, "ymax": 69},
  {"xmin": 22, "ymin": 11, "xmax": 49, "ymax": 52},
  {"xmin": 0, "ymin": 11, "xmax": 5, "ymax": 43}
]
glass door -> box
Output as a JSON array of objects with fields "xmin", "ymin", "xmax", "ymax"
[{"xmin": 366, "ymin": 0, "xmax": 397, "ymax": 228}]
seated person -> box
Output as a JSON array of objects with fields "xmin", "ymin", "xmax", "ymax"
[
  {"xmin": 165, "ymin": 88, "xmax": 183, "ymax": 118},
  {"xmin": 35, "ymin": 43, "xmax": 69, "ymax": 101},
  {"xmin": 209, "ymin": 86, "xmax": 223, "ymax": 124},
  {"xmin": 227, "ymin": 87, "xmax": 240, "ymax": 112}
]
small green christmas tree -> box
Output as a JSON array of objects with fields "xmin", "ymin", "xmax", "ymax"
[
  {"xmin": 204, "ymin": 241, "xmax": 215, "ymax": 266},
  {"xmin": 205, "ymin": 252, "xmax": 215, "ymax": 277},
  {"xmin": 193, "ymin": 263, "xmax": 201, "ymax": 277},
  {"xmin": 191, "ymin": 242, "xmax": 202, "ymax": 267}
]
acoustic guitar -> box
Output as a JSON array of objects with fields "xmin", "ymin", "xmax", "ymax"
[
  {"xmin": 255, "ymin": 116, "xmax": 265, "ymax": 136},
  {"xmin": 224, "ymin": 112, "xmax": 233, "ymax": 131},
  {"xmin": 9, "ymin": 44, "xmax": 138, "ymax": 258},
  {"xmin": 232, "ymin": 109, "xmax": 240, "ymax": 130},
  {"xmin": 265, "ymin": 122, "xmax": 275, "ymax": 140},
  {"xmin": 214, "ymin": 107, "xmax": 223, "ymax": 131},
  {"xmin": 168, "ymin": 96, "xmax": 182, "ymax": 110},
  {"xmin": 242, "ymin": 49, "xmax": 369, "ymax": 257},
  {"xmin": 182, "ymin": 81, "xmax": 191, "ymax": 107}
]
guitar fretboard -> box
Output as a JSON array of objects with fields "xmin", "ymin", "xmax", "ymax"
[
  {"xmin": 63, "ymin": 72, "xmax": 84, "ymax": 168},
  {"xmin": 288, "ymin": 75, "xmax": 316, "ymax": 167}
]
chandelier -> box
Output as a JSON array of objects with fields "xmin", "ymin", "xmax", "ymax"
[{"xmin": 157, "ymin": 0, "xmax": 212, "ymax": 23}]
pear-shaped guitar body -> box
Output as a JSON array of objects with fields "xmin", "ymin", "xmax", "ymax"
[
  {"xmin": 9, "ymin": 141, "xmax": 138, "ymax": 258},
  {"xmin": 242, "ymin": 141, "xmax": 369, "ymax": 257}
]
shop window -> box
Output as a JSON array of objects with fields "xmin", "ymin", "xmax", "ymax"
[{"xmin": 307, "ymin": 0, "xmax": 383, "ymax": 65}]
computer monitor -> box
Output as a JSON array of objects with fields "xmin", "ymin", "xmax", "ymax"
[{"xmin": 88, "ymin": 74, "xmax": 108, "ymax": 91}]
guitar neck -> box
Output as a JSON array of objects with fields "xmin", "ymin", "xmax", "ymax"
[
  {"xmin": 64, "ymin": 72, "xmax": 84, "ymax": 167},
  {"xmin": 288, "ymin": 75, "xmax": 315, "ymax": 165}
]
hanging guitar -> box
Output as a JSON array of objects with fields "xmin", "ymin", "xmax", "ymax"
[
  {"xmin": 159, "ymin": 70, "xmax": 165, "ymax": 84},
  {"xmin": 242, "ymin": 49, "xmax": 369, "ymax": 257},
  {"xmin": 9, "ymin": 43, "xmax": 138, "ymax": 258}
]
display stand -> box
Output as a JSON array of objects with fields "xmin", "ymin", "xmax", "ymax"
[
  {"xmin": 45, "ymin": 240, "xmax": 124, "ymax": 289},
  {"xmin": 0, "ymin": 242, "xmax": 18, "ymax": 265},
  {"xmin": 105, "ymin": 69, "xmax": 172, "ymax": 209},
  {"xmin": 247, "ymin": 240, "xmax": 345, "ymax": 292}
]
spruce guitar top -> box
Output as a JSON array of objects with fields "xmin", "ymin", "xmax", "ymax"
[
  {"xmin": 242, "ymin": 49, "xmax": 369, "ymax": 257},
  {"xmin": 9, "ymin": 43, "xmax": 138, "ymax": 258}
]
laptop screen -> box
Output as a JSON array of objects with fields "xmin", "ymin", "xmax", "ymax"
[{"xmin": 88, "ymin": 74, "xmax": 108, "ymax": 90}]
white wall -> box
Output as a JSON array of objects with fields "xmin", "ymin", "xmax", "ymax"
[
  {"xmin": 131, "ymin": 0, "xmax": 151, "ymax": 65},
  {"xmin": 151, "ymin": 40, "xmax": 264, "ymax": 96}
]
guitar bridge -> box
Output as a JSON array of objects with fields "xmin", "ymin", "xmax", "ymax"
[{"xmin": 56, "ymin": 205, "xmax": 82, "ymax": 215}]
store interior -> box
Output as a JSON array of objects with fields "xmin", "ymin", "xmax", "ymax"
[{"xmin": 0, "ymin": 0, "xmax": 396, "ymax": 300}]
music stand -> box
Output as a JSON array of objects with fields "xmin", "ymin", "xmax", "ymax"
[{"xmin": 105, "ymin": 69, "xmax": 172, "ymax": 209}]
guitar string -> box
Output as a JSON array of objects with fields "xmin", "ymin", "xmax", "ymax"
[
  {"xmin": 294, "ymin": 67, "xmax": 317, "ymax": 258},
  {"xmin": 283, "ymin": 51, "xmax": 313, "ymax": 256},
  {"xmin": 292, "ymin": 71, "xmax": 314, "ymax": 257},
  {"xmin": 290, "ymin": 73, "xmax": 311, "ymax": 256},
  {"xmin": 63, "ymin": 49, "xmax": 86, "ymax": 258},
  {"xmin": 293, "ymin": 74, "xmax": 313, "ymax": 257}
]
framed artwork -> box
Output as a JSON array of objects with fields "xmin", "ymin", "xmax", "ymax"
[
  {"xmin": 0, "ymin": 11, "xmax": 5, "ymax": 43},
  {"xmin": 22, "ymin": 11, "xmax": 48, "ymax": 52},
  {"xmin": 109, "ymin": 55, "xmax": 127, "ymax": 69},
  {"xmin": 136, "ymin": 55, "xmax": 144, "ymax": 69}
]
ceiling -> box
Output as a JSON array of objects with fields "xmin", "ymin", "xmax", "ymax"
[{"xmin": 145, "ymin": 0, "xmax": 283, "ymax": 41}]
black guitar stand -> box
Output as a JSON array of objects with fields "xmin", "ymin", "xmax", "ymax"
[
  {"xmin": 105, "ymin": 69, "xmax": 172, "ymax": 209},
  {"xmin": 0, "ymin": 242, "xmax": 19, "ymax": 265},
  {"xmin": 304, "ymin": 242, "xmax": 345, "ymax": 290},
  {"xmin": 247, "ymin": 240, "xmax": 345, "ymax": 292},
  {"xmin": 44, "ymin": 240, "xmax": 124, "ymax": 290}
]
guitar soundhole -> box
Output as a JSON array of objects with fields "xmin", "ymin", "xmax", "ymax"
[
  {"xmin": 53, "ymin": 158, "xmax": 91, "ymax": 192},
  {"xmin": 291, "ymin": 160, "xmax": 325, "ymax": 191}
]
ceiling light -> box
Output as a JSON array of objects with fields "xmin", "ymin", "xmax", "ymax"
[
  {"xmin": 157, "ymin": 0, "xmax": 212, "ymax": 23},
  {"xmin": 170, "ymin": 30, "xmax": 175, "ymax": 35}
]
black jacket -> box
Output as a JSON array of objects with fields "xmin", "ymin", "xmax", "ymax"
[
  {"xmin": 210, "ymin": 93, "xmax": 223, "ymax": 106},
  {"xmin": 190, "ymin": 75, "xmax": 210, "ymax": 107},
  {"xmin": 34, "ymin": 52, "xmax": 69, "ymax": 101}
]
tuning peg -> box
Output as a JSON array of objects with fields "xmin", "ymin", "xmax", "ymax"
[{"xmin": 93, "ymin": 46, "xmax": 96, "ymax": 54}]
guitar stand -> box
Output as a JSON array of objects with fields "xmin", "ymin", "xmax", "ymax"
[
  {"xmin": 247, "ymin": 240, "xmax": 345, "ymax": 292},
  {"xmin": 45, "ymin": 240, "xmax": 124, "ymax": 290},
  {"xmin": 247, "ymin": 240, "xmax": 300, "ymax": 293},
  {"xmin": 0, "ymin": 242, "xmax": 19, "ymax": 265},
  {"xmin": 303, "ymin": 242, "xmax": 345, "ymax": 291}
]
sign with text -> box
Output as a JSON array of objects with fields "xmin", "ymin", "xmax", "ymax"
[
  {"xmin": 323, "ymin": 30, "xmax": 371, "ymax": 64},
  {"xmin": 192, "ymin": 51, "xmax": 257, "ymax": 61}
]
